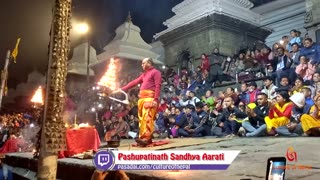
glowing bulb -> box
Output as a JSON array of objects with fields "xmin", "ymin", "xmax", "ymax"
[
  {"xmin": 98, "ymin": 104, "xmax": 103, "ymax": 108},
  {"xmin": 91, "ymin": 108, "xmax": 96, "ymax": 112},
  {"xmin": 162, "ymin": 65, "xmax": 166, "ymax": 69},
  {"xmin": 75, "ymin": 23, "xmax": 89, "ymax": 34},
  {"xmin": 30, "ymin": 123, "xmax": 34, "ymax": 128},
  {"xmin": 279, "ymin": 40, "xmax": 284, "ymax": 45}
]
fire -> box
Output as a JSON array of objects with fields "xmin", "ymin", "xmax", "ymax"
[
  {"xmin": 31, "ymin": 86, "xmax": 44, "ymax": 105},
  {"xmin": 98, "ymin": 57, "xmax": 118, "ymax": 91},
  {"xmin": 79, "ymin": 123, "xmax": 89, "ymax": 128}
]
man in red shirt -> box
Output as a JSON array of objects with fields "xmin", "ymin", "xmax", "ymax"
[{"xmin": 116, "ymin": 58, "xmax": 162, "ymax": 146}]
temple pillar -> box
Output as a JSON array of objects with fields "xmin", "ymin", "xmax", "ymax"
[
  {"xmin": 154, "ymin": 0, "xmax": 271, "ymax": 67},
  {"xmin": 305, "ymin": 0, "xmax": 320, "ymax": 43}
]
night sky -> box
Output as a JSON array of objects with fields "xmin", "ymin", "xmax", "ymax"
[{"xmin": 0, "ymin": 0, "xmax": 272, "ymax": 88}]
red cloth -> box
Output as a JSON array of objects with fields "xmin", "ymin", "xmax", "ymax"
[
  {"xmin": 102, "ymin": 111, "xmax": 112, "ymax": 120},
  {"xmin": 158, "ymin": 103, "xmax": 168, "ymax": 113},
  {"xmin": 132, "ymin": 140, "xmax": 170, "ymax": 147},
  {"xmin": 121, "ymin": 67, "xmax": 162, "ymax": 102},
  {"xmin": 0, "ymin": 137, "xmax": 18, "ymax": 153},
  {"xmin": 268, "ymin": 103, "xmax": 293, "ymax": 119},
  {"xmin": 58, "ymin": 128, "xmax": 101, "ymax": 158}
]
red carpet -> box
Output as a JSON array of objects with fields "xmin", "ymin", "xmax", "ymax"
[{"xmin": 132, "ymin": 140, "xmax": 170, "ymax": 147}]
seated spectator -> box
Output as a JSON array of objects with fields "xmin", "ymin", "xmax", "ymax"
[
  {"xmin": 243, "ymin": 93, "xmax": 269, "ymax": 137},
  {"xmin": 295, "ymin": 55, "xmax": 316, "ymax": 81},
  {"xmin": 202, "ymin": 90, "xmax": 215, "ymax": 112},
  {"xmin": 300, "ymin": 38, "xmax": 320, "ymax": 65},
  {"xmin": 288, "ymin": 29, "xmax": 302, "ymax": 51},
  {"xmin": 265, "ymin": 91, "xmax": 293, "ymax": 136},
  {"xmin": 246, "ymin": 82, "xmax": 260, "ymax": 103},
  {"xmin": 235, "ymin": 53, "xmax": 245, "ymax": 72},
  {"xmin": 215, "ymin": 91, "xmax": 225, "ymax": 112},
  {"xmin": 301, "ymin": 86, "xmax": 314, "ymax": 106},
  {"xmin": 300, "ymin": 94, "xmax": 320, "ymax": 136},
  {"xmin": 273, "ymin": 46, "xmax": 292, "ymax": 86},
  {"xmin": 179, "ymin": 91, "xmax": 200, "ymax": 107},
  {"xmin": 104, "ymin": 115, "xmax": 129, "ymax": 141},
  {"xmin": 290, "ymin": 43, "xmax": 301, "ymax": 68},
  {"xmin": 216, "ymin": 97, "xmax": 247, "ymax": 137},
  {"xmin": 127, "ymin": 114, "xmax": 138, "ymax": 138},
  {"xmin": 261, "ymin": 76, "xmax": 277, "ymax": 100},
  {"xmin": 225, "ymin": 87, "xmax": 239, "ymax": 104},
  {"xmin": 276, "ymin": 93, "xmax": 310, "ymax": 137},
  {"xmin": 172, "ymin": 106, "xmax": 188, "ymax": 138},
  {"xmin": 192, "ymin": 102, "xmax": 211, "ymax": 136},
  {"xmin": 279, "ymin": 76, "xmax": 291, "ymax": 90},
  {"xmin": 158, "ymin": 98, "xmax": 169, "ymax": 113},
  {"xmin": 291, "ymin": 77, "xmax": 304, "ymax": 94},
  {"xmin": 238, "ymin": 83, "xmax": 248, "ymax": 104}
]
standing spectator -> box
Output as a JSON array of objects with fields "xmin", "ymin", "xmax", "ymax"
[
  {"xmin": 209, "ymin": 48, "xmax": 224, "ymax": 85},
  {"xmin": 200, "ymin": 53, "xmax": 210, "ymax": 75}
]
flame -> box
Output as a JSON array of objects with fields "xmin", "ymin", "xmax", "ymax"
[
  {"xmin": 31, "ymin": 86, "xmax": 44, "ymax": 105},
  {"xmin": 98, "ymin": 57, "xmax": 118, "ymax": 91},
  {"xmin": 79, "ymin": 123, "xmax": 89, "ymax": 128}
]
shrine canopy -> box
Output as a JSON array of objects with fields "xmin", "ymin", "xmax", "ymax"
[{"xmin": 94, "ymin": 13, "xmax": 163, "ymax": 66}]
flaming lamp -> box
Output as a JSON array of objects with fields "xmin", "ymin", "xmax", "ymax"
[
  {"xmin": 97, "ymin": 57, "xmax": 129, "ymax": 105},
  {"xmin": 31, "ymin": 86, "xmax": 44, "ymax": 108}
]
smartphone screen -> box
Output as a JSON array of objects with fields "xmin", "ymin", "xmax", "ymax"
[{"xmin": 266, "ymin": 157, "xmax": 286, "ymax": 180}]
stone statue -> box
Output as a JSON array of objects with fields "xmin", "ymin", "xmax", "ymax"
[{"xmin": 305, "ymin": 10, "xmax": 313, "ymax": 23}]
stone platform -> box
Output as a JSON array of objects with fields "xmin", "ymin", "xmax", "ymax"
[{"xmin": 4, "ymin": 137, "xmax": 320, "ymax": 180}]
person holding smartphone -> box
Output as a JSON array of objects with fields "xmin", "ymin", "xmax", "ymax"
[{"xmin": 266, "ymin": 157, "xmax": 286, "ymax": 180}]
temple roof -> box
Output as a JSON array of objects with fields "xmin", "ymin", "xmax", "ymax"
[
  {"xmin": 94, "ymin": 13, "xmax": 163, "ymax": 65},
  {"xmin": 154, "ymin": 0, "xmax": 261, "ymax": 39},
  {"xmin": 68, "ymin": 42, "xmax": 98, "ymax": 75}
]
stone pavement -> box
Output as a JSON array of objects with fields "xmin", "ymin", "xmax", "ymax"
[
  {"xmin": 5, "ymin": 137, "xmax": 320, "ymax": 180},
  {"xmin": 120, "ymin": 137, "xmax": 320, "ymax": 180}
]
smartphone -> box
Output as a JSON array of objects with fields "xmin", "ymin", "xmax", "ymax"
[{"xmin": 266, "ymin": 157, "xmax": 286, "ymax": 180}]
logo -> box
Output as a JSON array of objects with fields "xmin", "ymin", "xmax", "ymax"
[
  {"xmin": 286, "ymin": 146, "xmax": 297, "ymax": 162},
  {"xmin": 93, "ymin": 150, "xmax": 115, "ymax": 171}
]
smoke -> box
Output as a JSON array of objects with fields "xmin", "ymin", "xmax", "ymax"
[{"xmin": 21, "ymin": 124, "xmax": 41, "ymax": 144}]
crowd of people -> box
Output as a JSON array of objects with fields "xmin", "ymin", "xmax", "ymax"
[
  {"xmin": 1, "ymin": 29, "xmax": 320, "ymax": 153},
  {"xmin": 0, "ymin": 109, "xmax": 40, "ymax": 153},
  {"xmin": 96, "ymin": 30, "xmax": 320, "ymax": 140}
]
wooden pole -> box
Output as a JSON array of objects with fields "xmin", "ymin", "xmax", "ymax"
[
  {"xmin": 0, "ymin": 50, "xmax": 11, "ymax": 110},
  {"xmin": 37, "ymin": 0, "xmax": 72, "ymax": 179}
]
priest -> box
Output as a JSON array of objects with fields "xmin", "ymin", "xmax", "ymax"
[{"xmin": 115, "ymin": 57, "xmax": 162, "ymax": 146}]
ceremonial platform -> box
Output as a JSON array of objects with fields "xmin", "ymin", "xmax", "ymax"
[{"xmin": 4, "ymin": 137, "xmax": 320, "ymax": 180}]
